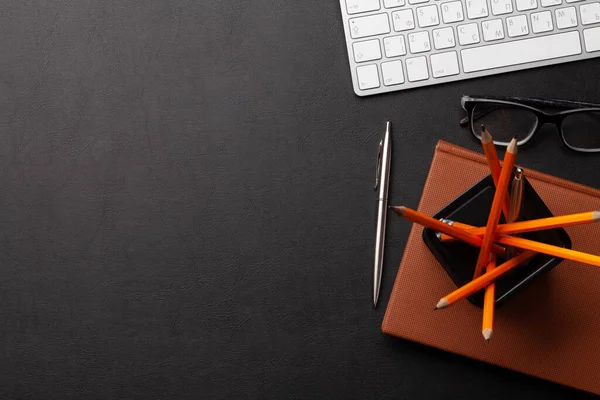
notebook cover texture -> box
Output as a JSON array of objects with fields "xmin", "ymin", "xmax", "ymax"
[{"xmin": 382, "ymin": 140, "xmax": 600, "ymax": 395}]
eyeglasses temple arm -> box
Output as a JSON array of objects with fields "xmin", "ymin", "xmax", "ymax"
[
  {"xmin": 469, "ymin": 95, "xmax": 600, "ymax": 109},
  {"xmin": 460, "ymin": 105, "xmax": 501, "ymax": 127}
]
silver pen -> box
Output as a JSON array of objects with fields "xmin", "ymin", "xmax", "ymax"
[
  {"xmin": 506, "ymin": 168, "xmax": 524, "ymax": 258},
  {"xmin": 373, "ymin": 122, "xmax": 392, "ymax": 307},
  {"xmin": 509, "ymin": 168, "xmax": 524, "ymax": 223}
]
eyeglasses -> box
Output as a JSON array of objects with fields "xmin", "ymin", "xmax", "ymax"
[{"xmin": 460, "ymin": 95, "xmax": 600, "ymax": 153}]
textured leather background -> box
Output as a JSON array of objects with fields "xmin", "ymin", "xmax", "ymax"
[{"xmin": 0, "ymin": 1, "xmax": 598, "ymax": 399}]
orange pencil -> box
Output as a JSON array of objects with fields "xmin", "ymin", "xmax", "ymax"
[
  {"xmin": 392, "ymin": 207, "xmax": 506, "ymax": 257},
  {"xmin": 495, "ymin": 235, "xmax": 600, "ymax": 268},
  {"xmin": 473, "ymin": 138, "xmax": 518, "ymax": 278},
  {"xmin": 435, "ymin": 251, "xmax": 536, "ymax": 309},
  {"xmin": 482, "ymin": 256, "xmax": 496, "ymax": 342},
  {"xmin": 481, "ymin": 126, "xmax": 510, "ymax": 219},
  {"xmin": 439, "ymin": 211, "xmax": 600, "ymax": 242}
]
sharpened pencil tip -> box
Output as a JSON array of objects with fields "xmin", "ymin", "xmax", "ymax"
[
  {"xmin": 593, "ymin": 211, "xmax": 600, "ymax": 221},
  {"xmin": 392, "ymin": 206, "xmax": 406, "ymax": 216},
  {"xmin": 480, "ymin": 126, "xmax": 492, "ymax": 144},
  {"xmin": 482, "ymin": 328, "xmax": 493, "ymax": 342},
  {"xmin": 435, "ymin": 298, "xmax": 449, "ymax": 309},
  {"xmin": 507, "ymin": 137, "xmax": 518, "ymax": 154}
]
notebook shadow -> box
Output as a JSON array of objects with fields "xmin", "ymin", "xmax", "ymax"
[{"xmin": 381, "ymin": 334, "xmax": 594, "ymax": 398}]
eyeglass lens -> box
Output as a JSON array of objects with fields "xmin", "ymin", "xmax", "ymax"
[
  {"xmin": 561, "ymin": 111, "xmax": 600, "ymax": 151},
  {"xmin": 471, "ymin": 103, "xmax": 537, "ymax": 145}
]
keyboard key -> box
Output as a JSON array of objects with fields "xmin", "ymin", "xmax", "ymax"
[
  {"xmin": 431, "ymin": 51, "xmax": 460, "ymax": 77},
  {"xmin": 516, "ymin": 0, "xmax": 538, "ymax": 11},
  {"xmin": 507, "ymin": 14, "xmax": 530, "ymax": 36},
  {"xmin": 350, "ymin": 14, "xmax": 391, "ymax": 39},
  {"xmin": 346, "ymin": 0, "xmax": 381, "ymax": 14},
  {"xmin": 492, "ymin": 0, "xmax": 514, "ymax": 15},
  {"xmin": 556, "ymin": 7, "xmax": 578, "ymax": 28},
  {"xmin": 417, "ymin": 5, "xmax": 440, "ymax": 27},
  {"xmin": 405, "ymin": 56, "xmax": 429, "ymax": 81},
  {"xmin": 461, "ymin": 31, "xmax": 582, "ymax": 72},
  {"xmin": 482, "ymin": 19, "xmax": 505, "ymax": 41},
  {"xmin": 384, "ymin": 35, "xmax": 407, "ymax": 56},
  {"xmin": 356, "ymin": 64, "xmax": 381, "ymax": 89},
  {"xmin": 466, "ymin": 0, "xmax": 489, "ymax": 19},
  {"xmin": 584, "ymin": 26, "xmax": 600, "ymax": 51},
  {"xmin": 353, "ymin": 39, "xmax": 382, "ymax": 62},
  {"xmin": 541, "ymin": 0, "xmax": 562, "ymax": 6},
  {"xmin": 458, "ymin": 23, "xmax": 481, "ymax": 44},
  {"xmin": 346, "ymin": 0, "xmax": 379, "ymax": 14},
  {"xmin": 381, "ymin": 60, "xmax": 406, "ymax": 85},
  {"xmin": 392, "ymin": 9, "xmax": 416, "ymax": 31},
  {"xmin": 433, "ymin": 26, "xmax": 456, "ymax": 49},
  {"xmin": 341, "ymin": 0, "xmax": 600, "ymax": 94},
  {"xmin": 408, "ymin": 31, "xmax": 431, "ymax": 52},
  {"xmin": 384, "ymin": 0, "xmax": 406, "ymax": 7},
  {"xmin": 441, "ymin": 1, "xmax": 465, "ymax": 23},
  {"xmin": 531, "ymin": 10, "xmax": 554, "ymax": 32},
  {"xmin": 580, "ymin": 3, "xmax": 600, "ymax": 25}
]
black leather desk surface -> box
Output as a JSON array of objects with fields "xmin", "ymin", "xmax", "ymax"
[{"xmin": 0, "ymin": 1, "xmax": 598, "ymax": 399}]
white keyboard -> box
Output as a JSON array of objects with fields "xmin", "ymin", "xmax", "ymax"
[{"xmin": 339, "ymin": 0, "xmax": 600, "ymax": 95}]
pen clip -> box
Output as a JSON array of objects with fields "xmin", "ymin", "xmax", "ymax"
[{"xmin": 374, "ymin": 139, "xmax": 383, "ymax": 191}]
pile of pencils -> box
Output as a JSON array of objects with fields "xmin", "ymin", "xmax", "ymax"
[{"xmin": 393, "ymin": 128, "xmax": 600, "ymax": 342}]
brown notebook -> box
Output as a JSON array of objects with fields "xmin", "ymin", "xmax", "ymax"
[{"xmin": 382, "ymin": 141, "xmax": 600, "ymax": 395}]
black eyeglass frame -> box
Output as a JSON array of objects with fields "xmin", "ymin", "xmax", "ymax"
[{"xmin": 460, "ymin": 95, "xmax": 600, "ymax": 153}]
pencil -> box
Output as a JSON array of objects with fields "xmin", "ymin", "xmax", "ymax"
[
  {"xmin": 473, "ymin": 138, "xmax": 518, "ymax": 278},
  {"xmin": 495, "ymin": 235, "xmax": 600, "ymax": 268},
  {"xmin": 482, "ymin": 256, "xmax": 496, "ymax": 342},
  {"xmin": 392, "ymin": 206, "xmax": 506, "ymax": 257},
  {"xmin": 481, "ymin": 126, "xmax": 510, "ymax": 219},
  {"xmin": 435, "ymin": 251, "xmax": 536, "ymax": 309},
  {"xmin": 438, "ymin": 211, "xmax": 600, "ymax": 242}
]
